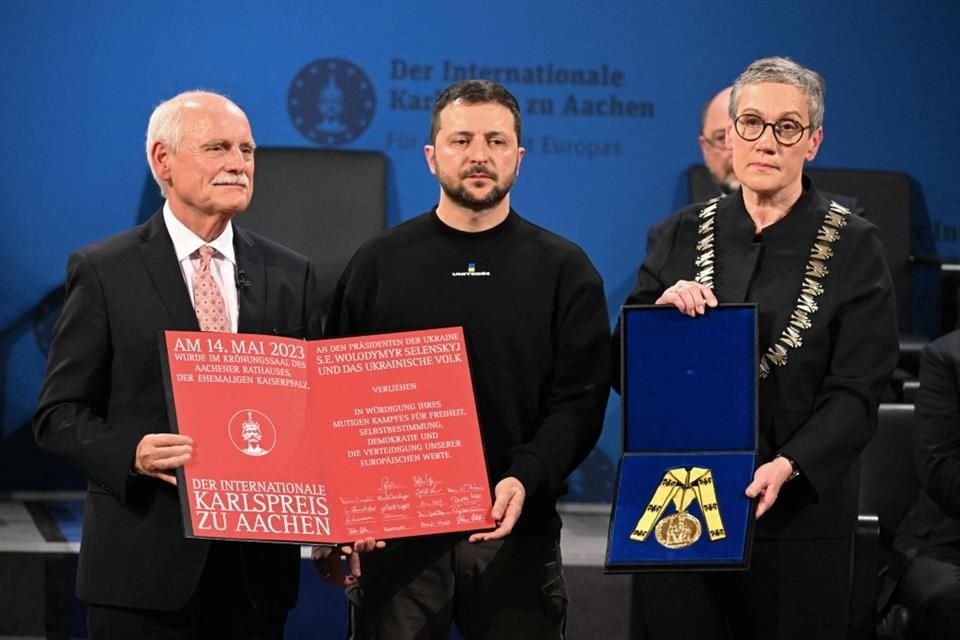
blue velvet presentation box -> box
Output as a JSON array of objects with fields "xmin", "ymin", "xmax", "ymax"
[{"xmin": 605, "ymin": 304, "xmax": 757, "ymax": 572}]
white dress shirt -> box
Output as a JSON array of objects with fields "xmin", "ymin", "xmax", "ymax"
[{"xmin": 162, "ymin": 203, "xmax": 239, "ymax": 333}]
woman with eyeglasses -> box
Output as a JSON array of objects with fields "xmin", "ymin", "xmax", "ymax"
[{"xmin": 616, "ymin": 57, "xmax": 898, "ymax": 639}]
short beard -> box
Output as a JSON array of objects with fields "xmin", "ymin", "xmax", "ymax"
[
  {"xmin": 441, "ymin": 182, "xmax": 509, "ymax": 211},
  {"xmin": 437, "ymin": 167, "xmax": 517, "ymax": 212}
]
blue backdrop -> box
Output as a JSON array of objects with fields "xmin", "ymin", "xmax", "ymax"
[{"xmin": 2, "ymin": 1, "xmax": 958, "ymax": 499}]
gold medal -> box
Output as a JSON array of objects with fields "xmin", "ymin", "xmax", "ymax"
[
  {"xmin": 654, "ymin": 511, "xmax": 701, "ymax": 549},
  {"xmin": 630, "ymin": 467, "xmax": 726, "ymax": 548}
]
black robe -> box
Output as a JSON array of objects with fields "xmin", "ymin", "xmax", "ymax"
[{"xmin": 617, "ymin": 178, "xmax": 898, "ymax": 540}]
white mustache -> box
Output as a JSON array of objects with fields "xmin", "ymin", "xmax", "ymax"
[{"xmin": 212, "ymin": 174, "xmax": 249, "ymax": 187}]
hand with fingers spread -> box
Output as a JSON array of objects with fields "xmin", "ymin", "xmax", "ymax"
[
  {"xmin": 469, "ymin": 476, "xmax": 525, "ymax": 543},
  {"xmin": 744, "ymin": 456, "xmax": 795, "ymax": 518},
  {"xmin": 133, "ymin": 433, "xmax": 194, "ymax": 485},
  {"xmin": 312, "ymin": 538, "xmax": 385, "ymax": 587},
  {"xmin": 655, "ymin": 280, "xmax": 718, "ymax": 317}
]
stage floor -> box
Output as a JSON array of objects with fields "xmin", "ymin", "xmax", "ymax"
[{"xmin": 0, "ymin": 493, "xmax": 633, "ymax": 639}]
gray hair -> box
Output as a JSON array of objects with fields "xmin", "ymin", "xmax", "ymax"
[
  {"xmin": 730, "ymin": 57, "xmax": 825, "ymax": 131},
  {"xmin": 145, "ymin": 90, "xmax": 236, "ymax": 197}
]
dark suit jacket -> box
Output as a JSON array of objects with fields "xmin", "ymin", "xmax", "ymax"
[
  {"xmin": 896, "ymin": 330, "xmax": 960, "ymax": 552},
  {"xmin": 616, "ymin": 180, "xmax": 898, "ymax": 539},
  {"xmin": 33, "ymin": 211, "xmax": 325, "ymax": 612}
]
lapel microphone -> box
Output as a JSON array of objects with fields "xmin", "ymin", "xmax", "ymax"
[{"xmin": 235, "ymin": 270, "xmax": 252, "ymax": 290}]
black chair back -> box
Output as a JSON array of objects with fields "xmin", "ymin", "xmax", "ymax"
[
  {"xmin": 239, "ymin": 147, "xmax": 387, "ymax": 308},
  {"xmin": 850, "ymin": 403, "xmax": 921, "ymax": 639},
  {"xmin": 859, "ymin": 403, "xmax": 921, "ymax": 540}
]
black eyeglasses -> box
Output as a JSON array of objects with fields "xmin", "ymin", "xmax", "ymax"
[
  {"xmin": 734, "ymin": 114, "xmax": 810, "ymax": 146},
  {"xmin": 701, "ymin": 129, "xmax": 727, "ymax": 149}
]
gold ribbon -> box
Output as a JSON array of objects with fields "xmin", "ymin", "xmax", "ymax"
[{"xmin": 630, "ymin": 467, "xmax": 726, "ymax": 547}]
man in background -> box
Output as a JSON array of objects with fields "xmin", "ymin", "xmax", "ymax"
[
  {"xmin": 646, "ymin": 87, "xmax": 738, "ymax": 253},
  {"xmin": 889, "ymin": 329, "xmax": 960, "ymax": 636},
  {"xmin": 697, "ymin": 86, "xmax": 740, "ymax": 196}
]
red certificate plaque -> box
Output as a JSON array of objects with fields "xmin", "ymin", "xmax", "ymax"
[{"xmin": 160, "ymin": 327, "xmax": 495, "ymax": 544}]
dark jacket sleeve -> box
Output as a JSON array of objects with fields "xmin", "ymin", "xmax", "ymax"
[
  {"xmin": 779, "ymin": 224, "xmax": 899, "ymax": 499},
  {"xmin": 303, "ymin": 260, "xmax": 326, "ymax": 340},
  {"xmin": 324, "ymin": 252, "xmax": 368, "ymax": 338},
  {"xmin": 32, "ymin": 251, "xmax": 145, "ymax": 501},
  {"xmin": 915, "ymin": 338, "xmax": 960, "ymax": 518},
  {"xmin": 324, "ymin": 281, "xmax": 346, "ymax": 337},
  {"xmin": 506, "ymin": 253, "xmax": 611, "ymax": 498}
]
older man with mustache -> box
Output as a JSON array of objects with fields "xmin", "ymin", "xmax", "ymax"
[{"xmin": 34, "ymin": 90, "xmax": 325, "ymax": 639}]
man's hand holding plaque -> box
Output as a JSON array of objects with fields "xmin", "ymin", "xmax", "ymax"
[
  {"xmin": 468, "ymin": 476, "xmax": 526, "ymax": 543},
  {"xmin": 311, "ymin": 537, "xmax": 386, "ymax": 587}
]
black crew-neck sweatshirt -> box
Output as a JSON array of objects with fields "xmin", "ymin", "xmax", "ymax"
[{"xmin": 327, "ymin": 209, "xmax": 611, "ymax": 535}]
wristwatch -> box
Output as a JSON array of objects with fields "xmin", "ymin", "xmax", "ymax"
[{"xmin": 775, "ymin": 454, "xmax": 801, "ymax": 481}]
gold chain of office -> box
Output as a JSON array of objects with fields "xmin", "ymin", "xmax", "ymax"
[{"xmin": 693, "ymin": 197, "xmax": 851, "ymax": 379}]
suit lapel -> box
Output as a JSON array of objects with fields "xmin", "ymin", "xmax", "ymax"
[
  {"xmin": 235, "ymin": 226, "xmax": 266, "ymax": 334},
  {"xmin": 138, "ymin": 211, "xmax": 199, "ymax": 329}
]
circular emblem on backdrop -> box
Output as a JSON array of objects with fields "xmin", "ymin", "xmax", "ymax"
[
  {"xmin": 288, "ymin": 57, "xmax": 376, "ymax": 146},
  {"xmin": 228, "ymin": 409, "xmax": 277, "ymax": 457}
]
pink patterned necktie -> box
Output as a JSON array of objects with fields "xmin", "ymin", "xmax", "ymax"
[{"xmin": 193, "ymin": 245, "xmax": 229, "ymax": 332}]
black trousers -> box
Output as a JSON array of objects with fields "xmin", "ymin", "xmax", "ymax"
[
  {"xmin": 348, "ymin": 534, "xmax": 567, "ymax": 640},
  {"xmin": 632, "ymin": 536, "xmax": 851, "ymax": 640},
  {"xmin": 895, "ymin": 543, "xmax": 960, "ymax": 639},
  {"xmin": 86, "ymin": 541, "xmax": 287, "ymax": 640}
]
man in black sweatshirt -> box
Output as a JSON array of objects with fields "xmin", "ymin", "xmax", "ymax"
[{"xmin": 322, "ymin": 79, "xmax": 611, "ymax": 640}]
